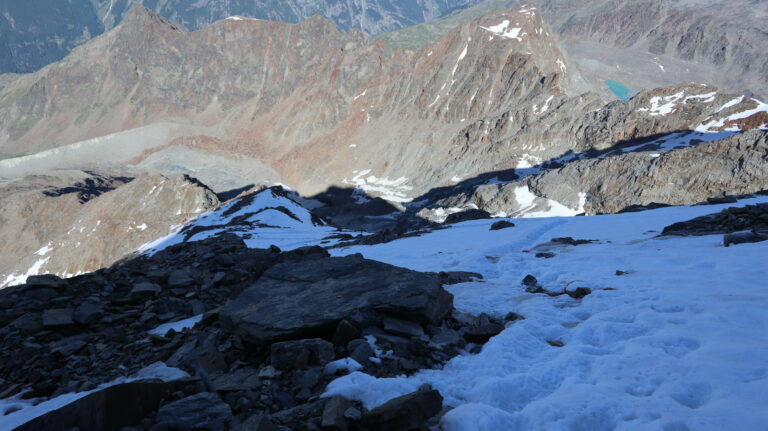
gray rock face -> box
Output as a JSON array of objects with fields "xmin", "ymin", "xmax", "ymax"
[
  {"xmin": 0, "ymin": 169, "xmax": 219, "ymax": 289},
  {"xmin": 438, "ymin": 130, "xmax": 768, "ymax": 218},
  {"xmin": 156, "ymin": 392, "xmax": 233, "ymax": 429},
  {"xmin": 219, "ymin": 254, "xmax": 453, "ymax": 344}
]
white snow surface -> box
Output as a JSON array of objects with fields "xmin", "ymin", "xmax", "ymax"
[
  {"xmin": 325, "ymin": 196, "xmax": 768, "ymax": 430},
  {"xmin": 481, "ymin": 20, "xmax": 525, "ymax": 41},
  {"xmin": 0, "ymin": 362, "xmax": 188, "ymax": 430},
  {"xmin": 148, "ymin": 314, "xmax": 203, "ymax": 336}
]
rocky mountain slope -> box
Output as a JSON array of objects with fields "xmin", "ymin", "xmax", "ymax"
[
  {"xmin": 374, "ymin": 0, "xmax": 768, "ymax": 100},
  {"xmin": 3, "ymin": 4, "xmax": 766, "ymax": 202},
  {"xmin": 0, "ymin": 4, "xmax": 591, "ymax": 194},
  {"xmin": 0, "ymin": 170, "xmax": 219, "ymax": 289},
  {"xmin": 0, "ymin": 0, "xmax": 478, "ymax": 74}
]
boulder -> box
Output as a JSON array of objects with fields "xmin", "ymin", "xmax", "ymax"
[
  {"xmin": 443, "ymin": 209, "xmax": 491, "ymax": 225},
  {"xmin": 358, "ymin": 388, "xmax": 443, "ymax": 431},
  {"xmin": 489, "ymin": 220, "xmax": 515, "ymax": 230},
  {"xmin": 723, "ymin": 230, "xmax": 768, "ymax": 247},
  {"xmin": 219, "ymin": 254, "xmax": 452, "ymax": 344},
  {"xmin": 15, "ymin": 380, "xmax": 180, "ymax": 431},
  {"xmin": 155, "ymin": 392, "xmax": 233, "ymax": 430}
]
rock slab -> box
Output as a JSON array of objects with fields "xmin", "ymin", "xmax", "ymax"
[{"xmin": 219, "ymin": 254, "xmax": 453, "ymax": 344}]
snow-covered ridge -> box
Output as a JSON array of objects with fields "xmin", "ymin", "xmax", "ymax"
[{"xmin": 137, "ymin": 187, "xmax": 344, "ymax": 255}]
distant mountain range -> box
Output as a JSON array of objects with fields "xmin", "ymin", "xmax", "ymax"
[{"xmin": 0, "ymin": 0, "xmax": 479, "ymax": 74}]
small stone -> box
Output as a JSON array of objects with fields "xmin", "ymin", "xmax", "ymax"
[
  {"xmin": 72, "ymin": 302, "xmax": 103, "ymax": 325},
  {"xmin": 321, "ymin": 396, "xmax": 350, "ymax": 430},
  {"xmin": 270, "ymin": 338, "xmax": 335, "ymax": 370},
  {"xmin": 348, "ymin": 340, "xmax": 375, "ymax": 365},
  {"xmin": 129, "ymin": 282, "xmax": 161, "ymax": 301},
  {"xmin": 343, "ymin": 407, "xmax": 361, "ymax": 421},
  {"xmin": 521, "ymin": 275, "xmax": 543, "ymax": 293},
  {"xmin": 42, "ymin": 308, "xmax": 74, "ymax": 327},
  {"xmin": 535, "ymin": 252, "xmax": 556, "ymax": 258},
  {"xmin": 565, "ymin": 287, "xmax": 592, "ymax": 299},
  {"xmin": 332, "ymin": 320, "xmax": 360, "ymax": 347},
  {"xmin": 167, "ymin": 269, "xmax": 194, "ymax": 288},
  {"xmin": 382, "ymin": 317, "xmax": 425, "ymax": 338},
  {"xmin": 50, "ymin": 336, "xmax": 86, "ymax": 356},
  {"xmin": 155, "ymin": 392, "xmax": 233, "ymax": 430},
  {"xmin": 463, "ymin": 313, "xmax": 504, "ymax": 343},
  {"xmin": 258, "ymin": 366, "xmax": 280, "ymax": 379},
  {"xmin": 489, "ymin": 220, "xmax": 515, "ymax": 231},
  {"xmin": 615, "ymin": 270, "xmax": 628, "ymax": 276},
  {"xmin": 547, "ymin": 339, "xmax": 565, "ymax": 347},
  {"xmin": 236, "ymin": 413, "xmax": 278, "ymax": 431},
  {"xmin": 503, "ymin": 312, "xmax": 525, "ymax": 322},
  {"xmin": 211, "ymin": 368, "xmax": 260, "ymax": 392}
]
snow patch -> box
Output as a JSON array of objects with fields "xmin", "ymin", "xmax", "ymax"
[
  {"xmin": 148, "ymin": 314, "xmax": 203, "ymax": 337},
  {"xmin": 480, "ymin": 20, "xmax": 525, "ymax": 42},
  {"xmin": 342, "ymin": 170, "xmax": 413, "ymax": 203}
]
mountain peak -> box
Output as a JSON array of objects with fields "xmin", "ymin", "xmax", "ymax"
[{"xmin": 120, "ymin": 3, "xmax": 187, "ymax": 33}]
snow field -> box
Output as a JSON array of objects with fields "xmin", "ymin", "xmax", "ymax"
[{"xmin": 325, "ymin": 197, "xmax": 768, "ymax": 430}]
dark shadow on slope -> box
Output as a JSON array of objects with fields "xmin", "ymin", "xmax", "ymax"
[
  {"xmin": 41, "ymin": 170, "xmax": 134, "ymax": 204},
  {"xmin": 216, "ymin": 183, "xmax": 255, "ymax": 201}
]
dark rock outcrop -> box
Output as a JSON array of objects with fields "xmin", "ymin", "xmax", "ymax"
[{"xmin": 220, "ymin": 254, "xmax": 453, "ymax": 344}]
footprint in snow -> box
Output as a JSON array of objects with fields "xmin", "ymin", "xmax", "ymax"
[{"xmin": 670, "ymin": 382, "xmax": 712, "ymax": 409}]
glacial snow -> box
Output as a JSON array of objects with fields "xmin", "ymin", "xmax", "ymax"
[{"xmin": 325, "ymin": 196, "xmax": 768, "ymax": 430}]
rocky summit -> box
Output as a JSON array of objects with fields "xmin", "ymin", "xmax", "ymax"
[{"xmin": 0, "ymin": 0, "xmax": 767, "ymax": 430}]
